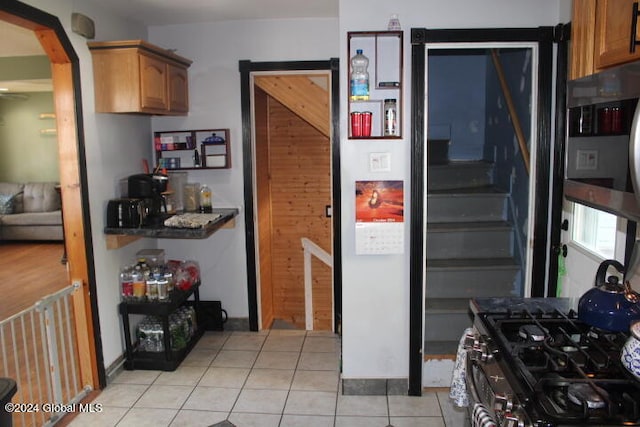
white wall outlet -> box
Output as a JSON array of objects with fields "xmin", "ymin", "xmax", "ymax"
[{"xmin": 576, "ymin": 149, "xmax": 598, "ymax": 170}]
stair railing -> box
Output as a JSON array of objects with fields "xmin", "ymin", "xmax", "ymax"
[
  {"xmin": 490, "ymin": 49, "xmax": 530, "ymax": 174},
  {"xmin": 301, "ymin": 237, "xmax": 333, "ymax": 330}
]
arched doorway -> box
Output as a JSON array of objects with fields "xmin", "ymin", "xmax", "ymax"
[{"xmin": 0, "ymin": 0, "xmax": 103, "ymax": 390}]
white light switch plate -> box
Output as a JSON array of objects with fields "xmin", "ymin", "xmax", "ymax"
[{"xmin": 369, "ymin": 152, "xmax": 391, "ymax": 172}]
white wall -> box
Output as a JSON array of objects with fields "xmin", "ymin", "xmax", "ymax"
[
  {"xmin": 17, "ymin": 0, "xmax": 573, "ymax": 383},
  {"xmin": 0, "ymin": 92, "xmax": 59, "ymax": 182},
  {"xmin": 20, "ymin": 0, "xmax": 153, "ymax": 369},
  {"xmin": 338, "ymin": 0, "xmax": 568, "ymax": 381},
  {"xmin": 148, "ymin": 18, "xmax": 339, "ymax": 316}
]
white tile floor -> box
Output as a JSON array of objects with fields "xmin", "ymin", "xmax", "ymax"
[{"xmin": 68, "ymin": 329, "xmax": 468, "ymax": 427}]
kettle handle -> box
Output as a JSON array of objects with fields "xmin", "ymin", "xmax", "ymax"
[{"xmin": 595, "ymin": 260, "xmax": 625, "ymax": 287}]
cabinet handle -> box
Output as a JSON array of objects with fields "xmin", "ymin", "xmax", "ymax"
[{"xmin": 631, "ymin": 2, "xmax": 640, "ymax": 53}]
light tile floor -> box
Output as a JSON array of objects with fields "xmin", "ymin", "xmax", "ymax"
[{"xmin": 68, "ymin": 329, "xmax": 468, "ymax": 427}]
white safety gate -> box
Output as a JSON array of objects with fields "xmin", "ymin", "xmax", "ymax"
[{"xmin": 0, "ymin": 282, "xmax": 90, "ymax": 427}]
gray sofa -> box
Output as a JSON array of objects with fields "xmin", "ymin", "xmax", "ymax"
[{"xmin": 0, "ymin": 182, "xmax": 63, "ymax": 241}]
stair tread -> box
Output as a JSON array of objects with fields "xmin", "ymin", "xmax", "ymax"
[
  {"xmin": 425, "ymin": 298, "xmax": 470, "ymax": 313},
  {"xmin": 428, "ymin": 185, "xmax": 506, "ymax": 196},
  {"xmin": 427, "ymin": 221, "xmax": 511, "ymax": 231},
  {"xmin": 427, "ymin": 160, "xmax": 493, "ymax": 169},
  {"xmin": 427, "ymin": 257, "xmax": 519, "ymax": 269},
  {"xmin": 423, "ymin": 340, "xmax": 460, "ymax": 357}
]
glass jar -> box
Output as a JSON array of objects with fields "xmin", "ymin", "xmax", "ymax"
[
  {"xmin": 157, "ymin": 277, "xmax": 169, "ymax": 300},
  {"xmin": 199, "ymin": 184, "xmax": 212, "ymax": 213},
  {"xmin": 146, "ymin": 278, "xmax": 159, "ymax": 301},
  {"xmin": 119, "ymin": 265, "xmax": 134, "ymax": 301},
  {"xmin": 132, "ymin": 269, "xmax": 146, "ymax": 301}
]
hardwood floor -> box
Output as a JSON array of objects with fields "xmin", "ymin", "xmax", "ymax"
[
  {"xmin": 0, "ymin": 242, "xmax": 78, "ymax": 427},
  {"xmin": 0, "ymin": 242, "xmax": 69, "ymax": 319}
]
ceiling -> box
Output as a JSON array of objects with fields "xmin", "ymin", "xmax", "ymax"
[
  {"xmin": 0, "ymin": 0, "xmax": 338, "ymax": 95},
  {"xmin": 0, "ymin": 21, "xmax": 51, "ymax": 94},
  {"xmin": 96, "ymin": 0, "xmax": 338, "ymax": 26}
]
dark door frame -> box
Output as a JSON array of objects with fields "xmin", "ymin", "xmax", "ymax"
[
  {"xmin": 408, "ymin": 26, "xmax": 564, "ymax": 395},
  {"xmin": 239, "ymin": 59, "xmax": 341, "ymax": 332},
  {"xmin": 548, "ymin": 23, "xmax": 570, "ymax": 298}
]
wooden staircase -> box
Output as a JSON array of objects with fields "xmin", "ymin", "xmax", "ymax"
[
  {"xmin": 425, "ymin": 160, "xmax": 520, "ymax": 355},
  {"xmin": 253, "ymin": 74, "xmax": 330, "ymax": 137}
]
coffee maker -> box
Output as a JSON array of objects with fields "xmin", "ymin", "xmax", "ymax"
[{"xmin": 127, "ymin": 173, "xmax": 169, "ymax": 226}]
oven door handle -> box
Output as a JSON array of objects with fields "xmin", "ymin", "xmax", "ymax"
[
  {"xmin": 464, "ymin": 350, "xmax": 482, "ymax": 405},
  {"xmin": 465, "ymin": 351, "xmax": 499, "ymax": 427}
]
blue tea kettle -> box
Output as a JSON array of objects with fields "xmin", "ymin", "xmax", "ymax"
[{"xmin": 578, "ymin": 259, "xmax": 640, "ymax": 332}]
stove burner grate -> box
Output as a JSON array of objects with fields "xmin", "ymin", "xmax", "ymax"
[
  {"xmin": 567, "ymin": 382, "xmax": 608, "ymax": 409},
  {"xmin": 482, "ymin": 308, "xmax": 640, "ymax": 425}
]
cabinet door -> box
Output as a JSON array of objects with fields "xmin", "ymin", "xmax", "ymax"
[
  {"xmin": 168, "ymin": 64, "xmax": 189, "ymax": 113},
  {"xmin": 595, "ymin": 0, "xmax": 640, "ymax": 69},
  {"xmin": 570, "ymin": 0, "xmax": 597, "ymax": 79},
  {"xmin": 140, "ymin": 54, "xmax": 169, "ymax": 111}
]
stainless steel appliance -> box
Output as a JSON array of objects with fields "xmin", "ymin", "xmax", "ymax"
[
  {"xmin": 127, "ymin": 173, "xmax": 169, "ymax": 226},
  {"xmin": 464, "ymin": 297, "xmax": 640, "ymax": 426},
  {"xmin": 106, "ymin": 198, "xmax": 146, "ymax": 228},
  {"xmin": 565, "ymin": 60, "xmax": 640, "ymax": 221}
]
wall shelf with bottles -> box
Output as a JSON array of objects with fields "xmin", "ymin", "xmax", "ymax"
[
  {"xmin": 347, "ymin": 31, "xmax": 403, "ymax": 140},
  {"xmin": 154, "ymin": 128, "xmax": 230, "ymax": 170}
]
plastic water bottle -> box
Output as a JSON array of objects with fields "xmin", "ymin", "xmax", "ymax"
[{"xmin": 350, "ymin": 49, "xmax": 369, "ymax": 101}]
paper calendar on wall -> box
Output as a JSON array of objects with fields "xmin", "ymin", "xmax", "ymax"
[{"xmin": 355, "ymin": 180, "xmax": 404, "ymax": 255}]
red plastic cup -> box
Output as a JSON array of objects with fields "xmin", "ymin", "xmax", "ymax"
[
  {"xmin": 351, "ymin": 112, "xmax": 362, "ymax": 137},
  {"xmin": 598, "ymin": 107, "xmax": 612, "ymax": 134},
  {"xmin": 361, "ymin": 112, "xmax": 372, "ymax": 137},
  {"xmin": 611, "ymin": 107, "xmax": 622, "ymax": 134}
]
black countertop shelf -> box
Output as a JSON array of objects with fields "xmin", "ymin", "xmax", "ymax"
[
  {"xmin": 119, "ymin": 282, "xmax": 200, "ymax": 316},
  {"xmin": 104, "ymin": 208, "xmax": 238, "ymax": 248}
]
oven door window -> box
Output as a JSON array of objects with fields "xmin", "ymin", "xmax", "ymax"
[{"xmin": 571, "ymin": 202, "xmax": 617, "ymax": 258}]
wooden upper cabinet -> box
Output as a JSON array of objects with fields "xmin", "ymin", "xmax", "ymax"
[
  {"xmin": 594, "ymin": 0, "xmax": 640, "ymax": 69},
  {"xmin": 168, "ymin": 64, "xmax": 189, "ymax": 113},
  {"xmin": 570, "ymin": 0, "xmax": 597, "ymax": 79},
  {"xmin": 139, "ymin": 53, "xmax": 169, "ymax": 111},
  {"xmin": 88, "ymin": 40, "xmax": 192, "ymax": 115}
]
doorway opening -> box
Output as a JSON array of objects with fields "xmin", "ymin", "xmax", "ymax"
[
  {"xmin": 0, "ymin": 0, "xmax": 103, "ymax": 392},
  {"xmin": 239, "ymin": 60, "xmax": 342, "ymax": 333},
  {"xmin": 409, "ymin": 27, "xmax": 561, "ymax": 394},
  {"xmin": 424, "ymin": 45, "xmax": 537, "ymax": 358}
]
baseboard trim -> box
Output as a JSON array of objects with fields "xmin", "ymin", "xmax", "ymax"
[
  {"xmin": 342, "ymin": 378, "xmax": 408, "ymax": 395},
  {"xmin": 224, "ymin": 317, "xmax": 250, "ymax": 331},
  {"xmin": 104, "ymin": 354, "xmax": 126, "ymax": 386}
]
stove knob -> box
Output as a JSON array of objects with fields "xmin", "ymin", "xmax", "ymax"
[
  {"xmin": 479, "ymin": 341, "xmax": 493, "ymax": 362},
  {"xmin": 463, "ymin": 333, "xmax": 477, "ymax": 349},
  {"xmin": 494, "ymin": 393, "xmax": 514, "ymax": 412},
  {"xmin": 469, "ymin": 343, "xmax": 489, "ymax": 361},
  {"xmin": 503, "ymin": 412, "xmax": 525, "ymax": 427}
]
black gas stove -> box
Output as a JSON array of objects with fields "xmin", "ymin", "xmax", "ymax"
[{"xmin": 466, "ymin": 297, "xmax": 640, "ymax": 426}]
